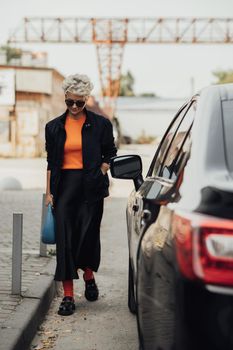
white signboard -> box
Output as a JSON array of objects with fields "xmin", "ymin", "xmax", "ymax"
[{"xmin": 0, "ymin": 69, "xmax": 15, "ymax": 106}]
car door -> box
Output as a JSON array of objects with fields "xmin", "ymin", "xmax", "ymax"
[
  {"xmin": 136, "ymin": 99, "xmax": 197, "ymax": 350},
  {"xmin": 129, "ymin": 100, "xmax": 195, "ymax": 276}
]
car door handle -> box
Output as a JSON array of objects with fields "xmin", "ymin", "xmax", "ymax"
[
  {"xmin": 141, "ymin": 209, "xmax": 151, "ymax": 221},
  {"xmin": 132, "ymin": 204, "xmax": 139, "ymax": 212}
]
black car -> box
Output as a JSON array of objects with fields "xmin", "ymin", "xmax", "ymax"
[{"xmin": 110, "ymin": 84, "xmax": 233, "ymax": 350}]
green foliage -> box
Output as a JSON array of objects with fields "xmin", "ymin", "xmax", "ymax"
[
  {"xmin": 119, "ymin": 71, "xmax": 157, "ymax": 97},
  {"xmin": 0, "ymin": 45, "xmax": 22, "ymax": 64},
  {"xmin": 103, "ymin": 70, "xmax": 157, "ymax": 97},
  {"xmin": 213, "ymin": 70, "xmax": 233, "ymax": 84},
  {"xmin": 119, "ymin": 70, "xmax": 135, "ymax": 96},
  {"xmin": 139, "ymin": 92, "xmax": 156, "ymax": 97}
]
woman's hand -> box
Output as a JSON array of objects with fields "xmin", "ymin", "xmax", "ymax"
[
  {"xmin": 100, "ymin": 162, "xmax": 110, "ymax": 175},
  {"xmin": 45, "ymin": 193, "xmax": 54, "ymax": 207}
]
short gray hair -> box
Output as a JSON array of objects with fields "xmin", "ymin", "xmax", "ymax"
[{"xmin": 62, "ymin": 74, "xmax": 94, "ymax": 96}]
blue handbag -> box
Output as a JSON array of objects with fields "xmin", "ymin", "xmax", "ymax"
[{"xmin": 41, "ymin": 203, "xmax": 56, "ymax": 244}]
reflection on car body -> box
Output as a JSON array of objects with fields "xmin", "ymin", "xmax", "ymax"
[{"xmin": 110, "ymin": 84, "xmax": 233, "ymax": 350}]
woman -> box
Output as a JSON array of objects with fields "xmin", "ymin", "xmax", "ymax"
[{"xmin": 45, "ymin": 74, "xmax": 117, "ymax": 316}]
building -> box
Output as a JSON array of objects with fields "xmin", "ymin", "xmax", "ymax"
[
  {"xmin": 0, "ymin": 49, "xmax": 48, "ymax": 68},
  {"xmin": 0, "ymin": 65, "xmax": 65, "ymax": 157},
  {"xmin": 0, "ymin": 47, "xmax": 119, "ymax": 157}
]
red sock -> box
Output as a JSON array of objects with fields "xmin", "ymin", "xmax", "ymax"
[
  {"xmin": 62, "ymin": 280, "xmax": 74, "ymax": 298},
  {"xmin": 83, "ymin": 268, "xmax": 94, "ymax": 281}
]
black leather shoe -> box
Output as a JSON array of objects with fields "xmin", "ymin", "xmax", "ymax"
[
  {"xmin": 57, "ymin": 296, "xmax": 75, "ymax": 316},
  {"xmin": 84, "ymin": 279, "xmax": 99, "ymax": 301}
]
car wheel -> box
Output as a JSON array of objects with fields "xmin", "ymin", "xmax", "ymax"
[{"xmin": 128, "ymin": 258, "xmax": 137, "ymax": 314}]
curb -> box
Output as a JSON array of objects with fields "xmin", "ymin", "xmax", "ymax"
[{"xmin": 0, "ymin": 257, "xmax": 56, "ymax": 350}]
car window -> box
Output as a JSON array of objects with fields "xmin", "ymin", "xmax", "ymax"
[
  {"xmin": 150, "ymin": 100, "xmax": 196, "ymax": 179},
  {"xmin": 159, "ymin": 102, "xmax": 196, "ymax": 180},
  {"xmin": 147, "ymin": 102, "xmax": 190, "ymax": 177},
  {"xmin": 164, "ymin": 125, "xmax": 193, "ymax": 181},
  {"xmin": 222, "ymin": 100, "xmax": 233, "ymax": 173}
]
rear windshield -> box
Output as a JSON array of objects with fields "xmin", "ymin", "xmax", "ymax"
[{"xmin": 222, "ymin": 100, "xmax": 233, "ymax": 172}]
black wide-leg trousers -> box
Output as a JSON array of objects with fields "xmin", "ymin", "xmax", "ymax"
[{"xmin": 53, "ymin": 169, "xmax": 104, "ymax": 281}]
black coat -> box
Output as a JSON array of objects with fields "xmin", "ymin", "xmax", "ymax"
[{"xmin": 45, "ymin": 108, "xmax": 117, "ymax": 206}]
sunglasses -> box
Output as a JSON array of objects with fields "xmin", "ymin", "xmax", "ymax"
[{"xmin": 65, "ymin": 99, "xmax": 86, "ymax": 108}]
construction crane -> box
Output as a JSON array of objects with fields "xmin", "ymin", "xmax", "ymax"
[{"xmin": 7, "ymin": 17, "xmax": 233, "ymax": 117}]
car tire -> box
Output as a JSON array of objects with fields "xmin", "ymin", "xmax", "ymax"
[{"xmin": 128, "ymin": 258, "xmax": 137, "ymax": 314}]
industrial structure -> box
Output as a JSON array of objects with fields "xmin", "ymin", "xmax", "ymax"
[
  {"xmin": 8, "ymin": 17, "xmax": 233, "ymax": 115},
  {"xmin": 2, "ymin": 17, "xmax": 233, "ymax": 157}
]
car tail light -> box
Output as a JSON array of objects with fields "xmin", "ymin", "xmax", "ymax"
[{"xmin": 172, "ymin": 213, "xmax": 233, "ymax": 287}]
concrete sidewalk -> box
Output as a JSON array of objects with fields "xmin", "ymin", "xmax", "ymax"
[
  {"xmin": 0, "ymin": 258, "xmax": 56, "ymax": 350},
  {"xmin": 0, "ymin": 158, "xmax": 46, "ymax": 190},
  {"xmin": 0, "ymin": 190, "xmax": 57, "ymax": 350}
]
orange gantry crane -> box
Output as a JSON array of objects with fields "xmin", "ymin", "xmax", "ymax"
[{"xmin": 7, "ymin": 17, "xmax": 233, "ymax": 116}]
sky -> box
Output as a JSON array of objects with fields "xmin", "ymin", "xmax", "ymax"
[{"xmin": 0, "ymin": 0, "xmax": 233, "ymax": 98}]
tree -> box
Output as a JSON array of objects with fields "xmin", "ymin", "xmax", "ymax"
[
  {"xmin": 0, "ymin": 45, "xmax": 22, "ymax": 64},
  {"xmin": 119, "ymin": 70, "xmax": 135, "ymax": 96},
  {"xmin": 102, "ymin": 70, "xmax": 157, "ymax": 97},
  {"xmin": 213, "ymin": 69, "xmax": 233, "ymax": 84},
  {"xmin": 139, "ymin": 92, "xmax": 156, "ymax": 97}
]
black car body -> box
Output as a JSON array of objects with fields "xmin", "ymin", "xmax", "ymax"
[{"xmin": 110, "ymin": 84, "xmax": 233, "ymax": 350}]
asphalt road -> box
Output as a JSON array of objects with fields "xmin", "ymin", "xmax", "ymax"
[{"xmin": 30, "ymin": 196, "xmax": 138, "ymax": 350}]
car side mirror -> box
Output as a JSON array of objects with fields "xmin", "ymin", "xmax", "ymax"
[{"xmin": 110, "ymin": 155, "xmax": 144, "ymax": 191}]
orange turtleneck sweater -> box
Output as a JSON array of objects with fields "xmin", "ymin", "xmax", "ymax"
[{"xmin": 62, "ymin": 114, "xmax": 86, "ymax": 169}]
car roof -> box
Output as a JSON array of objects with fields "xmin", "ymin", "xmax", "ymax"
[
  {"xmin": 175, "ymin": 83, "xmax": 233, "ymax": 211},
  {"xmin": 194, "ymin": 83, "xmax": 233, "ymax": 172}
]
